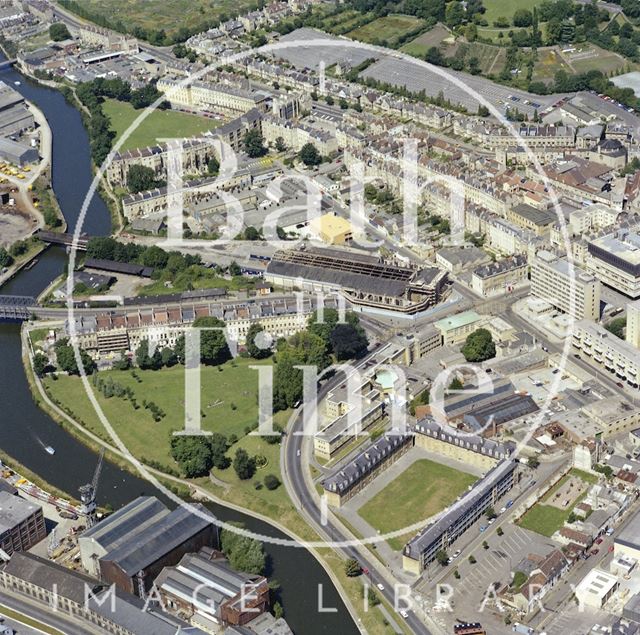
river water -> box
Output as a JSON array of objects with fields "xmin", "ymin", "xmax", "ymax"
[{"xmin": 0, "ymin": 58, "xmax": 358, "ymax": 634}]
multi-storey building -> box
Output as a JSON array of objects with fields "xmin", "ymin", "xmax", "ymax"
[
  {"xmin": 506, "ymin": 203, "xmax": 557, "ymax": 237},
  {"xmin": 531, "ymin": 250, "xmax": 601, "ymax": 320},
  {"xmin": 433, "ymin": 310, "xmax": 485, "ymax": 346},
  {"xmin": 572, "ymin": 320, "xmax": 640, "ymax": 388},
  {"xmin": 413, "ymin": 420, "xmax": 515, "ymax": 471},
  {"xmin": 402, "ymin": 459, "xmax": 517, "ymax": 574},
  {"xmin": 322, "ymin": 433, "xmax": 413, "ymax": 507},
  {"xmin": 157, "ymin": 78, "xmax": 271, "ymax": 116},
  {"xmin": 627, "ymin": 299, "xmax": 640, "ymax": 349},
  {"xmin": 106, "ymin": 139, "xmax": 214, "ymax": 187},
  {"xmin": 471, "ymin": 255, "xmax": 528, "ymax": 297},
  {"xmin": 0, "ymin": 492, "xmax": 46, "ymax": 556},
  {"xmin": 586, "ymin": 230, "xmax": 640, "ymax": 298}
]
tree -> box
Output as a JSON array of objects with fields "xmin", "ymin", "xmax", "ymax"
[
  {"xmin": 299, "ymin": 142, "xmax": 321, "ymax": 166},
  {"xmin": 170, "ymin": 436, "xmax": 213, "ymax": 477},
  {"xmin": 243, "ymin": 129, "xmax": 267, "ymax": 157},
  {"xmin": 449, "ymin": 377, "xmax": 464, "ymax": 390},
  {"xmin": 344, "ymin": 558, "xmax": 362, "ymax": 577},
  {"xmin": 0, "ymin": 247, "xmax": 13, "ymax": 268},
  {"xmin": 246, "ymin": 323, "xmax": 271, "ymax": 359},
  {"xmin": 486, "ymin": 506, "xmax": 497, "ymax": 520},
  {"xmin": 233, "ymin": 448, "xmax": 256, "ymax": 480},
  {"xmin": 264, "ymin": 474, "xmax": 280, "ymax": 490},
  {"xmin": 436, "ymin": 550, "xmax": 449, "ymax": 566},
  {"xmin": 161, "ymin": 347, "xmax": 178, "ymax": 367},
  {"xmin": 528, "ymin": 456, "xmax": 540, "ymax": 469},
  {"xmin": 33, "ymin": 352, "xmax": 49, "ymax": 377},
  {"xmin": 113, "ymin": 352, "xmax": 131, "ymax": 371},
  {"xmin": 497, "ymin": 526, "xmax": 504, "ymax": 536},
  {"xmin": 461, "ymin": 328, "xmax": 495, "ymax": 362},
  {"xmin": 135, "ymin": 339, "xmax": 154, "ymax": 370},
  {"xmin": 210, "ymin": 433, "xmax": 231, "ymax": 469},
  {"xmin": 221, "ymin": 526, "xmax": 266, "ymax": 574},
  {"xmin": 127, "ymin": 164, "xmax": 161, "ymax": 193},
  {"xmin": 273, "ymin": 601, "xmax": 284, "ymax": 619},
  {"xmin": 207, "ymin": 156, "xmax": 219, "ymax": 175},
  {"xmin": 9, "ymin": 240, "xmax": 28, "ymax": 258},
  {"xmin": 192, "ymin": 316, "xmax": 231, "ymax": 366},
  {"xmin": 468, "ymin": 554, "xmax": 476, "ymax": 564},
  {"xmin": 445, "ymin": 1, "xmax": 465, "ymax": 27},
  {"xmin": 49, "ymin": 22, "xmax": 71, "ymax": 41},
  {"xmin": 275, "ymin": 136, "xmax": 287, "ymax": 152},
  {"xmin": 329, "ymin": 323, "xmax": 369, "ymax": 361},
  {"xmin": 482, "ymin": 540, "xmax": 489, "ymax": 550},
  {"xmin": 243, "ymin": 226, "xmax": 261, "ymax": 241},
  {"xmin": 54, "ymin": 340, "xmax": 95, "ymax": 375},
  {"xmin": 513, "ymin": 9, "xmax": 533, "ymax": 27}
]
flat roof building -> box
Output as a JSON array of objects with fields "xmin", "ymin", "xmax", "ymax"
[
  {"xmin": 587, "ymin": 230, "xmax": 640, "ymax": 298},
  {"xmin": 615, "ymin": 508, "xmax": 640, "ymax": 561},
  {"xmin": 531, "ymin": 250, "xmax": 601, "ymax": 320},
  {"xmin": 0, "ymin": 491, "xmax": 46, "ymax": 556},
  {"xmin": 309, "ymin": 212, "xmax": 353, "ymax": 245},
  {"xmin": 572, "ymin": 320, "xmax": 640, "ymax": 389},
  {"xmin": 434, "ymin": 310, "xmax": 484, "ymax": 346},
  {"xmin": 575, "ymin": 568, "xmax": 619, "ymax": 609}
]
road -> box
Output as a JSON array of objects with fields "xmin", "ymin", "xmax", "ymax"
[
  {"xmin": 281, "ymin": 342, "xmax": 435, "ymax": 635},
  {"xmin": 0, "ymin": 591, "xmax": 93, "ymax": 635}
]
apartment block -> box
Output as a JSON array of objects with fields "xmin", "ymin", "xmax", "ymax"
[
  {"xmin": 586, "ymin": 230, "xmax": 640, "ymax": 298},
  {"xmin": 572, "ymin": 320, "xmax": 640, "ymax": 388},
  {"xmin": 531, "ymin": 250, "xmax": 601, "ymax": 320}
]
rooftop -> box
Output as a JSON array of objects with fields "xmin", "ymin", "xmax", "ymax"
[
  {"xmin": 434, "ymin": 310, "xmax": 482, "ymax": 332},
  {"xmin": 0, "ymin": 492, "xmax": 41, "ymax": 534}
]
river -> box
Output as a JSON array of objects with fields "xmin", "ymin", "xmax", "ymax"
[{"xmin": 0, "ymin": 58, "xmax": 359, "ymax": 634}]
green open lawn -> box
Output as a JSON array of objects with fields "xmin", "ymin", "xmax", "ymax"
[
  {"xmin": 358, "ymin": 459, "xmax": 477, "ymax": 551},
  {"xmin": 482, "ymin": 0, "xmax": 547, "ymax": 25},
  {"xmin": 518, "ymin": 469, "xmax": 598, "ymax": 537},
  {"xmin": 348, "ymin": 14, "xmax": 425, "ymax": 47},
  {"xmin": 43, "ymin": 358, "xmax": 289, "ymax": 468},
  {"xmin": 136, "ymin": 271, "xmax": 256, "ymax": 297},
  {"xmin": 103, "ymin": 99, "xmax": 217, "ymax": 152}
]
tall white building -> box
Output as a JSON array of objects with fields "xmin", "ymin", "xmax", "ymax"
[
  {"xmin": 531, "ymin": 250, "xmax": 601, "ymax": 320},
  {"xmin": 627, "ymin": 299, "xmax": 640, "ymax": 349}
]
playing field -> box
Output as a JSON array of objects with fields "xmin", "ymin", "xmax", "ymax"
[
  {"xmin": 358, "ymin": 459, "xmax": 477, "ymax": 551},
  {"xmin": 43, "ymin": 358, "xmax": 289, "ymax": 467},
  {"xmin": 103, "ymin": 99, "xmax": 217, "ymax": 152},
  {"xmin": 348, "ymin": 14, "xmax": 425, "ymax": 47}
]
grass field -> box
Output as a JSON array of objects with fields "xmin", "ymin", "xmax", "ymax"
[
  {"xmin": 43, "ymin": 358, "xmax": 289, "ymax": 468},
  {"xmin": 137, "ymin": 271, "xmax": 255, "ymax": 297},
  {"xmin": 401, "ymin": 23, "xmax": 453, "ymax": 58},
  {"xmin": 518, "ymin": 469, "xmax": 598, "ymax": 537},
  {"xmin": 103, "ymin": 99, "xmax": 217, "ymax": 152},
  {"xmin": 358, "ymin": 459, "xmax": 477, "ymax": 551},
  {"xmin": 348, "ymin": 14, "xmax": 425, "ymax": 47},
  {"xmin": 482, "ymin": 0, "xmax": 547, "ymax": 25}
]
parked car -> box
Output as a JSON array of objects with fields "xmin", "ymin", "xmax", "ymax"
[
  {"xmin": 376, "ymin": 583, "xmax": 385, "ymax": 591},
  {"xmin": 479, "ymin": 525, "xmax": 487, "ymax": 532},
  {"xmin": 452, "ymin": 550, "xmax": 461, "ymax": 559},
  {"xmin": 596, "ymin": 537, "xmax": 603, "ymax": 545},
  {"xmin": 591, "ymin": 548, "xmax": 599, "ymax": 556}
]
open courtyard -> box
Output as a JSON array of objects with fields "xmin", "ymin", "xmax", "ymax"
[{"xmin": 357, "ymin": 457, "xmax": 478, "ymax": 551}]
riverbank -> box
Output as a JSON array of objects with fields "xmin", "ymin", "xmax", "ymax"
[{"xmin": 22, "ymin": 322, "xmax": 402, "ymax": 634}]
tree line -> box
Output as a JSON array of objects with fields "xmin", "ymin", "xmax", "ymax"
[{"xmin": 75, "ymin": 77, "xmax": 168, "ymax": 165}]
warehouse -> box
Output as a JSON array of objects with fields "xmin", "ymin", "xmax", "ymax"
[
  {"xmin": 0, "ymin": 491, "xmax": 46, "ymax": 556},
  {"xmin": 0, "ymin": 137, "xmax": 38, "ymax": 166},
  {"xmin": 0, "ymin": 80, "xmax": 34, "ymax": 137}
]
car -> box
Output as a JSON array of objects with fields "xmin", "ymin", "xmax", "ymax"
[
  {"xmin": 552, "ymin": 368, "xmax": 560, "ymax": 374},
  {"xmin": 500, "ymin": 506, "xmax": 507, "ymax": 514},
  {"xmin": 479, "ymin": 525, "xmax": 487, "ymax": 532},
  {"xmin": 606, "ymin": 528, "xmax": 614, "ymax": 536},
  {"xmin": 542, "ymin": 345, "xmax": 549, "ymax": 352},
  {"xmin": 488, "ymin": 518, "xmax": 495, "ymax": 525},
  {"xmin": 447, "ymin": 557, "xmax": 453, "ymax": 564},
  {"xmin": 452, "ymin": 550, "xmax": 461, "ymax": 559},
  {"xmin": 506, "ymin": 500, "xmax": 514, "ymax": 508},
  {"xmin": 400, "ymin": 610, "xmax": 409, "ymax": 619},
  {"xmin": 296, "ymin": 449, "xmax": 301, "ymax": 457},
  {"xmin": 574, "ymin": 353, "xmax": 581, "ymax": 359},
  {"xmin": 376, "ymin": 583, "xmax": 385, "ymax": 591},
  {"xmin": 617, "ymin": 382, "xmax": 624, "ymax": 388},
  {"xmin": 591, "ymin": 548, "xmax": 599, "ymax": 556},
  {"xmin": 596, "ymin": 537, "xmax": 603, "ymax": 544}
]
